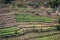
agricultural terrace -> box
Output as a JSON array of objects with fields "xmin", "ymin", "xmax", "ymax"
[{"xmin": 15, "ymin": 14, "xmax": 53, "ymax": 22}]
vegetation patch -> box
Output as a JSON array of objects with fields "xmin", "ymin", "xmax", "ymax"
[
  {"xmin": 29, "ymin": 34, "xmax": 59, "ymax": 40},
  {"xmin": 0, "ymin": 26, "xmax": 19, "ymax": 37},
  {"xmin": 15, "ymin": 14, "xmax": 53, "ymax": 22}
]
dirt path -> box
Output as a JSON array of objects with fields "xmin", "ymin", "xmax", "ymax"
[{"xmin": 17, "ymin": 22, "xmax": 58, "ymax": 28}]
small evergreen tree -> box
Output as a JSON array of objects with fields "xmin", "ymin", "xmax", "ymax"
[
  {"xmin": 49, "ymin": 0, "xmax": 59, "ymax": 9},
  {"xmin": 55, "ymin": 25, "xmax": 60, "ymax": 30},
  {"xmin": 58, "ymin": 18, "xmax": 60, "ymax": 24},
  {"xmin": 2, "ymin": 0, "xmax": 14, "ymax": 4},
  {"xmin": 48, "ymin": 0, "xmax": 60, "ymax": 14}
]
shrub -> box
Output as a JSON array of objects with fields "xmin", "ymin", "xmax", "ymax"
[
  {"xmin": 58, "ymin": 18, "xmax": 60, "ymax": 24},
  {"xmin": 17, "ymin": 4, "xmax": 25, "ymax": 8},
  {"xmin": 33, "ymin": 3, "xmax": 39, "ymax": 8},
  {"xmin": 2, "ymin": 0, "xmax": 14, "ymax": 4},
  {"xmin": 46, "ymin": 10, "xmax": 51, "ymax": 15},
  {"xmin": 27, "ymin": 2, "xmax": 39, "ymax": 8},
  {"xmin": 27, "ymin": 2, "xmax": 33, "ymax": 6},
  {"xmin": 55, "ymin": 25, "xmax": 60, "ymax": 30},
  {"xmin": 44, "ymin": 2, "xmax": 49, "ymax": 7}
]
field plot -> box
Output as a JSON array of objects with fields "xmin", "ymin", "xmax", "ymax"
[
  {"xmin": 15, "ymin": 14, "xmax": 53, "ymax": 22},
  {"xmin": 29, "ymin": 34, "xmax": 60, "ymax": 40},
  {"xmin": 2, "ymin": 31, "xmax": 60, "ymax": 40},
  {"xmin": 0, "ymin": 27, "xmax": 19, "ymax": 37}
]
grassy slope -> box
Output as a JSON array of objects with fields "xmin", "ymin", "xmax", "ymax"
[
  {"xmin": 15, "ymin": 14, "xmax": 53, "ymax": 22},
  {"xmin": 30, "ymin": 35, "xmax": 59, "ymax": 40},
  {"xmin": 0, "ymin": 27, "xmax": 19, "ymax": 36}
]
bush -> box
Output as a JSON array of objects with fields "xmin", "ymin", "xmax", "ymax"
[
  {"xmin": 17, "ymin": 4, "xmax": 25, "ymax": 8},
  {"xmin": 2, "ymin": 0, "xmax": 14, "ymax": 4},
  {"xmin": 27, "ymin": 2, "xmax": 39, "ymax": 8},
  {"xmin": 33, "ymin": 3, "xmax": 39, "ymax": 8},
  {"xmin": 27, "ymin": 2, "xmax": 33, "ymax": 6},
  {"xmin": 46, "ymin": 10, "xmax": 51, "ymax": 15},
  {"xmin": 55, "ymin": 25, "xmax": 60, "ymax": 30},
  {"xmin": 58, "ymin": 18, "xmax": 60, "ymax": 24}
]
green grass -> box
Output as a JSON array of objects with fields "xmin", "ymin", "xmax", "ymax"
[
  {"xmin": 15, "ymin": 14, "xmax": 53, "ymax": 22},
  {"xmin": 0, "ymin": 27, "xmax": 19, "ymax": 36},
  {"xmin": 30, "ymin": 35, "xmax": 59, "ymax": 40}
]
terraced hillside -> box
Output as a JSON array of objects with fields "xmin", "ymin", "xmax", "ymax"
[
  {"xmin": 0, "ymin": 25, "xmax": 60, "ymax": 40},
  {"xmin": 0, "ymin": 0, "xmax": 60, "ymax": 40},
  {"xmin": 0, "ymin": 7, "xmax": 59, "ymax": 40}
]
